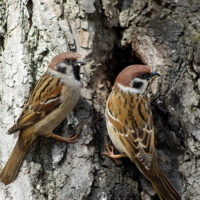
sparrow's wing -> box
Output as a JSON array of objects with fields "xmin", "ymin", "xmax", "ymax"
[
  {"xmin": 8, "ymin": 72, "xmax": 63, "ymax": 133},
  {"xmin": 106, "ymin": 91, "xmax": 155, "ymax": 170}
]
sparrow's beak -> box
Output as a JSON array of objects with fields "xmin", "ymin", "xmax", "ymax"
[
  {"xmin": 150, "ymin": 71, "xmax": 160, "ymax": 77},
  {"xmin": 75, "ymin": 60, "xmax": 86, "ymax": 66}
]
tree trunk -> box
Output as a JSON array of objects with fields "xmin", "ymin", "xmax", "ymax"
[{"xmin": 0, "ymin": 0, "xmax": 199, "ymax": 199}]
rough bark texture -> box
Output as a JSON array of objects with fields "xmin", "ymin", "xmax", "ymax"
[{"xmin": 0, "ymin": 0, "xmax": 199, "ymax": 199}]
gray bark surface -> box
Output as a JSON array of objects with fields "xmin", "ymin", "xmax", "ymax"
[{"xmin": 0, "ymin": 0, "xmax": 199, "ymax": 199}]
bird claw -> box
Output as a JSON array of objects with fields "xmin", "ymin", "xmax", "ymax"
[
  {"xmin": 102, "ymin": 143, "xmax": 125, "ymax": 165},
  {"xmin": 46, "ymin": 132, "xmax": 79, "ymax": 143},
  {"xmin": 61, "ymin": 133, "xmax": 79, "ymax": 143},
  {"xmin": 103, "ymin": 143, "xmax": 115, "ymax": 155}
]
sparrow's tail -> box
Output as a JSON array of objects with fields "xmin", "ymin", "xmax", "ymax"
[
  {"xmin": 136, "ymin": 156, "xmax": 181, "ymax": 200},
  {"xmin": 150, "ymin": 164, "xmax": 181, "ymax": 200},
  {"xmin": 0, "ymin": 129, "xmax": 35, "ymax": 185}
]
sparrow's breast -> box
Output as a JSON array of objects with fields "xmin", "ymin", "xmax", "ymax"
[
  {"xmin": 105, "ymin": 108, "xmax": 130, "ymax": 155},
  {"xmin": 34, "ymin": 80, "xmax": 81, "ymax": 135}
]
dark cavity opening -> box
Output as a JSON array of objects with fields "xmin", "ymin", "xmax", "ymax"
[{"xmin": 104, "ymin": 44, "xmax": 144, "ymax": 86}]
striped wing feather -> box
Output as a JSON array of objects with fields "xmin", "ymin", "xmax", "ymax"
[
  {"xmin": 107, "ymin": 90, "xmax": 155, "ymax": 169},
  {"xmin": 8, "ymin": 73, "xmax": 63, "ymax": 133}
]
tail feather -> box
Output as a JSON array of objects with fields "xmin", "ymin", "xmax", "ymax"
[
  {"xmin": 151, "ymin": 165, "xmax": 181, "ymax": 200},
  {"xmin": 135, "ymin": 155, "xmax": 181, "ymax": 200},
  {"xmin": 0, "ymin": 132, "xmax": 33, "ymax": 185}
]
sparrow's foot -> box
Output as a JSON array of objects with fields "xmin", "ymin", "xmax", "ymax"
[
  {"xmin": 45, "ymin": 132, "xmax": 79, "ymax": 143},
  {"xmin": 102, "ymin": 143, "xmax": 127, "ymax": 165}
]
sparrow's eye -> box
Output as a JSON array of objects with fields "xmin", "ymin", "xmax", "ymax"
[
  {"xmin": 65, "ymin": 58, "xmax": 71, "ymax": 63},
  {"xmin": 139, "ymin": 73, "xmax": 150, "ymax": 80},
  {"xmin": 132, "ymin": 81, "xmax": 143, "ymax": 88}
]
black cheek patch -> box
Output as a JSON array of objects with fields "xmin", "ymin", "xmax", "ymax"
[
  {"xmin": 57, "ymin": 66, "xmax": 66, "ymax": 74},
  {"xmin": 132, "ymin": 81, "xmax": 143, "ymax": 88}
]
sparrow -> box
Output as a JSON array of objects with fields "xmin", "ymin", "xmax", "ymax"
[
  {"xmin": 103, "ymin": 65, "xmax": 181, "ymax": 200},
  {"xmin": 0, "ymin": 52, "xmax": 86, "ymax": 185}
]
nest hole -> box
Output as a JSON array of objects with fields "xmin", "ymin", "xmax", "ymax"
[{"xmin": 104, "ymin": 44, "xmax": 144, "ymax": 86}]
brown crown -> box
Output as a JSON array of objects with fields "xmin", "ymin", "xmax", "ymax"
[
  {"xmin": 48, "ymin": 52, "xmax": 81, "ymax": 69},
  {"xmin": 114, "ymin": 65, "xmax": 150, "ymax": 89}
]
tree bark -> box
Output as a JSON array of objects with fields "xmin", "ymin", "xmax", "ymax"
[{"xmin": 0, "ymin": 0, "xmax": 199, "ymax": 199}]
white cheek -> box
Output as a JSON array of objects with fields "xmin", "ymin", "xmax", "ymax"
[
  {"xmin": 47, "ymin": 68, "xmax": 81, "ymax": 87},
  {"xmin": 117, "ymin": 81, "xmax": 148, "ymax": 94},
  {"xmin": 139, "ymin": 80, "xmax": 148, "ymax": 93}
]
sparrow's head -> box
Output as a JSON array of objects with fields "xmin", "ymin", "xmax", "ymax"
[
  {"xmin": 114, "ymin": 65, "xmax": 160, "ymax": 94},
  {"xmin": 48, "ymin": 52, "xmax": 86, "ymax": 81}
]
